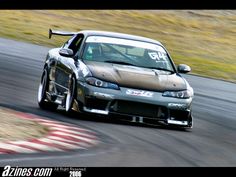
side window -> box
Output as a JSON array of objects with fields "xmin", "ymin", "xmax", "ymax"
[
  {"xmin": 68, "ymin": 34, "xmax": 84, "ymax": 54},
  {"xmin": 63, "ymin": 35, "xmax": 76, "ymax": 49}
]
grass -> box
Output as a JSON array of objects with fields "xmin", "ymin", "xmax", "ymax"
[{"xmin": 0, "ymin": 10, "xmax": 236, "ymax": 82}]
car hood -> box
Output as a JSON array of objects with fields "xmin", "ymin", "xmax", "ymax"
[{"xmin": 84, "ymin": 61, "xmax": 187, "ymax": 91}]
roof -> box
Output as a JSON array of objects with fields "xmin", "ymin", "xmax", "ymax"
[{"xmin": 78, "ymin": 30, "xmax": 163, "ymax": 46}]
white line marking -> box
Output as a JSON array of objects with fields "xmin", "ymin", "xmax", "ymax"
[{"xmin": 0, "ymin": 147, "xmax": 119, "ymax": 163}]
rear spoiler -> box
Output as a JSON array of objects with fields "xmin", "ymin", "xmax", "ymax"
[{"xmin": 49, "ymin": 28, "xmax": 77, "ymax": 39}]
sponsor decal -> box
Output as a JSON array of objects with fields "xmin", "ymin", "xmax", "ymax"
[
  {"xmin": 168, "ymin": 103, "xmax": 187, "ymax": 110},
  {"xmin": 126, "ymin": 89, "xmax": 153, "ymax": 97},
  {"xmin": 148, "ymin": 51, "xmax": 167, "ymax": 61}
]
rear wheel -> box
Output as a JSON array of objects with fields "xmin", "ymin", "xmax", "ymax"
[{"xmin": 38, "ymin": 68, "xmax": 58, "ymax": 110}]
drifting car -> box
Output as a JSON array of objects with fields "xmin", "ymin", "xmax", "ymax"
[{"xmin": 38, "ymin": 29, "xmax": 194, "ymax": 128}]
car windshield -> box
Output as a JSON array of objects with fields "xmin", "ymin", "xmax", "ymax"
[{"xmin": 82, "ymin": 36, "xmax": 175, "ymax": 73}]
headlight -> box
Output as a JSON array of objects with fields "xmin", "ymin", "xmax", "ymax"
[
  {"xmin": 162, "ymin": 90, "xmax": 193, "ymax": 99},
  {"xmin": 85, "ymin": 77, "xmax": 119, "ymax": 90}
]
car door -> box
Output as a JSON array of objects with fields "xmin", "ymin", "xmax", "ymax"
[{"xmin": 55, "ymin": 34, "xmax": 84, "ymax": 95}]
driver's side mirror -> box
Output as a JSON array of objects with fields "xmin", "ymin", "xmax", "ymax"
[
  {"xmin": 177, "ymin": 64, "xmax": 191, "ymax": 73},
  {"xmin": 59, "ymin": 48, "xmax": 74, "ymax": 57}
]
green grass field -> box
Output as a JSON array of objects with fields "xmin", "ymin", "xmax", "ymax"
[{"xmin": 0, "ymin": 10, "xmax": 236, "ymax": 82}]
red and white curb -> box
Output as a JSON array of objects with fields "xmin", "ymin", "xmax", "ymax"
[{"xmin": 0, "ymin": 110, "xmax": 99, "ymax": 154}]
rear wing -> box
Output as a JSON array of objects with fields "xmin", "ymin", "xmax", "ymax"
[{"xmin": 49, "ymin": 28, "xmax": 77, "ymax": 39}]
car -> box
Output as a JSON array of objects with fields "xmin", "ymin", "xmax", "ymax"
[{"xmin": 38, "ymin": 29, "xmax": 194, "ymax": 128}]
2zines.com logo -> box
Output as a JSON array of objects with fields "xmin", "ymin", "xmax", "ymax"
[{"xmin": 2, "ymin": 165, "xmax": 53, "ymax": 177}]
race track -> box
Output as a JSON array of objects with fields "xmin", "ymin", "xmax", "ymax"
[{"xmin": 0, "ymin": 38, "xmax": 236, "ymax": 166}]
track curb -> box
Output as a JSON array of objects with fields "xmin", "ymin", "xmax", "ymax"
[{"xmin": 0, "ymin": 108, "xmax": 99, "ymax": 154}]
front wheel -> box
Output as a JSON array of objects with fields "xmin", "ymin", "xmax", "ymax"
[
  {"xmin": 38, "ymin": 68, "xmax": 58, "ymax": 110},
  {"xmin": 65, "ymin": 76, "xmax": 76, "ymax": 113}
]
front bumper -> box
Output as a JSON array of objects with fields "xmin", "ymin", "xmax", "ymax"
[{"xmin": 76, "ymin": 82, "xmax": 193, "ymax": 127}]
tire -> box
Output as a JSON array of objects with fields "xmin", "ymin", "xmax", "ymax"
[
  {"xmin": 38, "ymin": 68, "xmax": 58, "ymax": 110},
  {"xmin": 65, "ymin": 76, "xmax": 76, "ymax": 113}
]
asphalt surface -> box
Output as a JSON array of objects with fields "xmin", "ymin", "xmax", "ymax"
[{"xmin": 0, "ymin": 38, "xmax": 236, "ymax": 166}]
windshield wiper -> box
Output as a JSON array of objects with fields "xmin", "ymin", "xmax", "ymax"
[
  {"xmin": 149, "ymin": 67, "xmax": 175, "ymax": 74},
  {"xmin": 104, "ymin": 61, "xmax": 174, "ymax": 73},
  {"xmin": 104, "ymin": 60, "xmax": 136, "ymax": 66}
]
